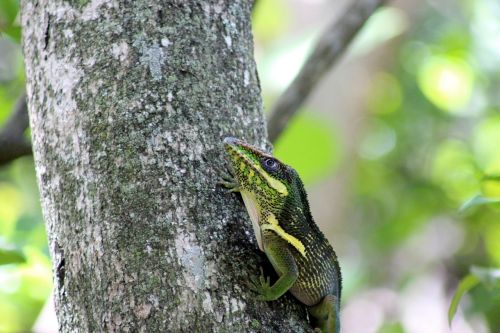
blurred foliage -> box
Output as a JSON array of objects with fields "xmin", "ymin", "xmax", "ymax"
[
  {"xmin": 353, "ymin": 0, "xmax": 500, "ymax": 330},
  {"xmin": 0, "ymin": 242, "xmax": 25, "ymax": 265},
  {"xmin": 0, "ymin": 162, "xmax": 50, "ymax": 332},
  {"xmin": 254, "ymin": 0, "xmax": 499, "ymax": 332},
  {"xmin": 448, "ymin": 267, "xmax": 500, "ymax": 325},
  {"xmin": 0, "ymin": 0, "xmax": 21, "ymax": 42},
  {"xmin": 252, "ymin": 0, "xmax": 291, "ymax": 44},
  {"xmin": 274, "ymin": 112, "xmax": 340, "ymax": 185},
  {"xmin": 1, "ymin": 1, "xmax": 51, "ymax": 332},
  {"xmin": 350, "ymin": 7, "xmax": 409, "ymax": 57},
  {"xmin": 460, "ymin": 195, "xmax": 500, "ymax": 212},
  {"xmin": 448, "ymin": 273, "xmax": 481, "ymax": 325}
]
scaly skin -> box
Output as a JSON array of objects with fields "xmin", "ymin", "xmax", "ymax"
[{"xmin": 221, "ymin": 137, "xmax": 342, "ymax": 333}]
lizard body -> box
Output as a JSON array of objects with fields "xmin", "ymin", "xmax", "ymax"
[{"xmin": 221, "ymin": 137, "xmax": 342, "ymax": 333}]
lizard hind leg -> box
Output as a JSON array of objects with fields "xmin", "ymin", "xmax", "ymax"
[{"xmin": 308, "ymin": 294, "xmax": 340, "ymax": 333}]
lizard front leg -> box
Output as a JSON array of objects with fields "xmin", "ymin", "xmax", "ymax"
[{"xmin": 249, "ymin": 232, "xmax": 299, "ymax": 301}]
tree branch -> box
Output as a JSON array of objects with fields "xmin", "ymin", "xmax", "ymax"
[
  {"xmin": 0, "ymin": 93, "xmax": 32, "ymax": 166},
  {"xmin": 266, "ymin": 0, "xmax": 387, "ymax": 143}
]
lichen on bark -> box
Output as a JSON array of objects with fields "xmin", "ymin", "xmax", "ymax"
[{"xmin": 21, "ymin": 0, "xmax": 313, "ymax": 331}]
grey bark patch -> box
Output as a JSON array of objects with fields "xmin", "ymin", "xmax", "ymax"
[{"xmin": 134, "ymin": 35, "xmax": 165, "ymax": 81}]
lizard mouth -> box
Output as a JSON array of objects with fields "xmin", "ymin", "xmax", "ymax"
[
  {"xmin": 223, "ymin": 137, "xmax": 264, "ymax": 154},
  {"xmin": 223, "ymin": 137, "xmax": 261, "ymax": 177},
  {"xmin": 223, "ymin": 137, "xmax": 288, "ymax": 196},
  {"xmin": 223, "ymin": 137, "xmax": 271, "ymax": 160}
]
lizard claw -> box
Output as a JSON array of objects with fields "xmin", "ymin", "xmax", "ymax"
[
  {"xmin": 217, "ymin": 169, "xmax": 240, "ymax": 192},
  {"xmin": 247, "ymin": 267, "xmax": 275, "ymax": 301}
]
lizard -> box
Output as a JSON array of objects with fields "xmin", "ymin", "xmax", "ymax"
[{"xmin": 220, "ymin": 137, "xmax": 342, "ymax": 333}]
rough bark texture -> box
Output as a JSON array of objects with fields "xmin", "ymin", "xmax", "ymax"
[{"xmin": 21, "ymin": 0, "xmax": 311, "ymax": 332}]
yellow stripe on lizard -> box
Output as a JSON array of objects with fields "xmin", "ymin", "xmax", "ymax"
[
  {"xmin": 262, "ymin": 214, "xmax": 306, "ymax": 258},
  {"xmin": 255, "ymin": 164, "xmax": 288, "ymax": 197}
]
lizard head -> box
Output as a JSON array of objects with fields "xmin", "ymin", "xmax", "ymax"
[
  {"xmin": 223, "ymin": 137, "xmax": 292, "ymax": 205},
  {"xmin": 223, "ymin": 137, "xmax": 314, "ymax": 255}
]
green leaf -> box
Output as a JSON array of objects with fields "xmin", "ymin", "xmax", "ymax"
[
  {"xmin": 470, "ymin": 266, "xmax": 500, "ymax": 288},
  {"xmin": 483, "ymin": 174, "xmax": 500, "ymax": 182},
  {"xmin": 448, "ymin": 274, "xmax": 480, "ymax": 325},
  {"xmin": 0, "ymin": 0, "xmax": 19, "ymax": 25},
  {"xmin": 378, "ymin": 322, "xmax": 405, "ymax": 333},
  {"xmin": 0, "ymin": 245, "xmax": 26, "ymax": 265},
  {"xmin": 459, "ymin": 194, "xmax": 500, "ymax": 213},
  {"xmin": 0, "ymin": 0, "xmax": 21, "ymax": 42},
  {"xmin": 448, "ymin": 267, "xmax": 500, "ymax": 326},
  {"xmin": 1, "ymin": 25, "xmax": 21, "ymax": 41}
]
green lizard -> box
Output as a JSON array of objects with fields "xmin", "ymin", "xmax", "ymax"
[{"xmin": 220, "ymin": 137, "xmax": 342, "ymax": 333}]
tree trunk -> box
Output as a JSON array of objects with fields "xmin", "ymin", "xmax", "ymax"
[{"xmin": 21, "ymin": 0, "xmax": 312, "ymax": 332}]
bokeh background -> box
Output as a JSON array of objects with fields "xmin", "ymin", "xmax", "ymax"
[{"xmin": 1, "ymin": 0, "xmax": 500, "ymax": 332}]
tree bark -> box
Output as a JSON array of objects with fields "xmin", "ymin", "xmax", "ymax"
[{"xmin": 21, "ymin": 0, "xmax": 311, "ymax": 332}]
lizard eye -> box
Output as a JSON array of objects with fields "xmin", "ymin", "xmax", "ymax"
[{"xmin": 263, "ymin": 158, "xmax": 279, "ymax": 172}]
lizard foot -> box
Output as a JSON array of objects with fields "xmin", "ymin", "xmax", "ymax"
[
  {"xmin": 248, "ymin": 267, "xmax": 277, "ymax": 301},
  {"xmin": 217, "ymin": 170, "xmax": 240, "ymax": 192}
]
